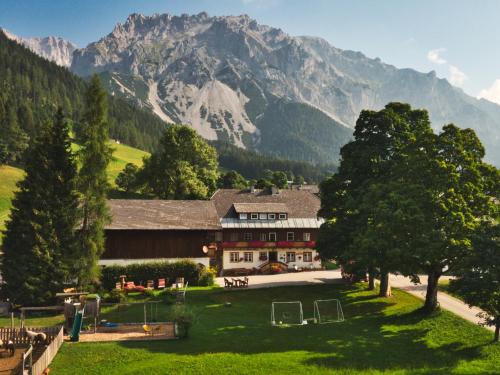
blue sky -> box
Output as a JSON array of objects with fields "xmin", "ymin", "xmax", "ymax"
[{"xmin": 1, "ymin": 0, "xmax": 500, "ymax": 103}]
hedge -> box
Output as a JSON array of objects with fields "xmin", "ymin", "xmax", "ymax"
[{"xmin": 101, "ymin": 260, "xmax": 206, "ymax": 290}]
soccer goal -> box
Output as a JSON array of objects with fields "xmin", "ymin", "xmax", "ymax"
[
  {"xmin": 271, "ymin": 301, "xmax": 305, "ymax": 326},
  {"xmin": 313, "ymin": 299, "xmax": 344, "ymax": 324}
]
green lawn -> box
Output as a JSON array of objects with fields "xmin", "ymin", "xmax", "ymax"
[{"xmin": 48, "ymin": 284, "xmax": 499, "ymax": 375}]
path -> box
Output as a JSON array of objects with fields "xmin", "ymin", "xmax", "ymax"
[
  {"xmin": 389, "ymin": 274, "xmax": 494, "ymax": 332},
  {"xmin": 216, "ymin": 270, "xmax": 342, "ymax": 289},
  {"xmin": 217, "ymin": 271, "xmax": 493, "ymax": 332}
]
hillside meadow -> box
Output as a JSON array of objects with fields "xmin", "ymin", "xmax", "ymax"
[{"xmin": 0, "ymin": 141, "xmax": 148, "ymax": 236}]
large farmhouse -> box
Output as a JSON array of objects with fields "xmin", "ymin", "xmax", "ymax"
[
  {"xmin": 101, "ymin": 188, "xmax": 324, "ymax": 274},
  {"xmin": 211, "ymin": 188, "xmax": 324, "ymax": 273}
]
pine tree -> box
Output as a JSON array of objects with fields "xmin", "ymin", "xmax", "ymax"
[
  {"xmin": 76, "ymin": 75, "xmax": 112, "ymax": 287},
  {"xmin": 1, "ymin": 108, "xmax": 79, "ymax": 306}
]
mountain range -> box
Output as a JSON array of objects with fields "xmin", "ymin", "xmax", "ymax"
[{"xmin": 3, "ymin": 13, "xmax": 500, "ymax": 165}]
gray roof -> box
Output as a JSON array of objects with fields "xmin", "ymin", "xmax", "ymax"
[
  {"xmin": 220, "ymin": 217, "xmax": 324, "ymax": 229},
  {"xmin": 233, "ymin": 203, "xmax": 288, "ymax": 214},
  {"xmin": 211, "ymin": 189, "xmax": 321, "ymax": 219},
  {"xmin": 106, "ymin": 199, "xmax": 221, "ymax": 230}
]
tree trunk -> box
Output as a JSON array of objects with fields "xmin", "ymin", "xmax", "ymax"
[
  {"xmin": 494, "ymin": 323, "xmax": 499, "ymax": 342},
  {"xmin": 423, "ymin": 271, "xmax": 441, "ymax": 313},
  {"xmin": 368, "ymin": 268, "xmax": 375, "ymax": 291},
  {"xmin": 379, "ymin": 271, "xmax": 392, "ymax": 297}
]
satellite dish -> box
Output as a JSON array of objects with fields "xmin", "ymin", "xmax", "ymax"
[{"xmin": 202, "ymin": 245, "xmax": 209, "ymax": 254}]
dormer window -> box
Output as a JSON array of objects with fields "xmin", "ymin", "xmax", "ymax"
[
  {"xmin": 279, "ymin": 213, "xmax": 287, "ymax": 220},
  {"xmin": 239, "ymin": 213, "xmax": 248, "ymax": 220},
  {"xmin": 259, "ymin": 213, "xmax": 267, "ymax": 220},
  {"xmin": 250, "ymin": 213, "xmax": 258, "ymax": 220}
]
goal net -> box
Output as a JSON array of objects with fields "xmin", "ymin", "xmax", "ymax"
[
  {"xmin": 271, "ymin": 301, "xmax": 304, "ymax": 326},
  {"xmin": 313, "ymin": 299, "xmax": 344, "ymax": 324}
]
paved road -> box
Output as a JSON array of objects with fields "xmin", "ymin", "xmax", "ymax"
[
  {"xmin": 216, "ymin": 270, "xmax": 343, "ymax": 289},
  {"xmin": 217, "ymin": 271, "xmax": 493, "ymax": 332},
  {"xmin": 389, "ymin": 274, "xmax": 494, "ymax": 332}
]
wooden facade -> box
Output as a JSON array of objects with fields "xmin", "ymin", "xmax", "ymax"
[{"xmin": 103, "ymin": 230, "xmax": 215, "ymax": 260}]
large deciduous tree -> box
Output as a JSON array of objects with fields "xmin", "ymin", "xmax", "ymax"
[
  {"xmin": 1, "ymin": 109, "xmax": 79, "ymax": 306},
  {"xmin": 449, "ymin": 222, "xmax": 500, "ymax": 342},
  {"xmin": 318, "ymin": 103, "xmax": 432, "ymax": 297},
  {"xmin": 139, "ymin": 125, "xmax": 219, "ymax": 199},
  {"xmin": 77, "ymin": 75, "xmax": 112, "ymax": 287},
  {"xmin": 318, "ymin": 102, "xmax": 497, "ymax": 311}
]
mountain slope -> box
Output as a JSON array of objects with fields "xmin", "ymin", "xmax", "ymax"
[
  {"xmin": 71, "ymin": 13, "xmax": 500, "ymax": 165},
  {"xmin": 0, "ymin": 30, "xmax": 167, "ymax": 159},
  {"xmin": 1, "ymin": 28, "xmax": 76, "ymax": 67}
]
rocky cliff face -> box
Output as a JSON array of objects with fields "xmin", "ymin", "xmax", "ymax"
[
  {"xmin": 2, "ymin": 28, "xmax": 76, "ymax": 67},
  {"xmin": 70, "ymin": 13, "xmax": 500, "ymax": 165}
]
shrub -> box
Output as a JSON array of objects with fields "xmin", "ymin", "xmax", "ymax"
[
  {"xmin": 103, "ymin": 289, "xmax": 127, "ymax": 303},
  {"xmin": 169, "ymin": 305, "xmax": 195, "ymax": 338},
  {"xmin": 199, "ymin": 267, "xmax": 216, "ymax": 286},
  {"xmin": 101, "ymin": 260, "xmax": 202, "ymax": 291}
]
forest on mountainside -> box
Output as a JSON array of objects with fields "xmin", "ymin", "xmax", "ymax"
[{"xmin": 0, "ymin": 31, "xmax": 167, "ymax": 165}]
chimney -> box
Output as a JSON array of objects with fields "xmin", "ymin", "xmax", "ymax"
[
  {"xmin": 250, "ymin": 186, "xmax": 256, "ymax": 194},
  {"xmin": 271, "ymin": 186, "xmax": 279, "ymax": 195}
]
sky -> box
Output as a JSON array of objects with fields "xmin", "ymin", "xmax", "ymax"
[{"xmin": 1, "ymin": 0, "xmax": 500, "ymax": 103}]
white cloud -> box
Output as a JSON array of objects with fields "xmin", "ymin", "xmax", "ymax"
[
  {"xmin": 427, "ymin": 48, "xmax": 447, "ymax": 65},
  {"xmin": 449, "ymin": 65, "xmax": 467, "ymax": 87},
  {"xmin": 478, "ymin": 79, "xmax": 500, "ymax": 105}
]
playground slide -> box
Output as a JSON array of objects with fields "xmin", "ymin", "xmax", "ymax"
[{"xmin": 70, "ymin": 308, "xmax": 84, "ymax": 342}]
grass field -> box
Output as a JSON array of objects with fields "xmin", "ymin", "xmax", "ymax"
[
  {"xmin": 47, "ymin": 284, "xmax": 499, "ymax": 375},
  {"xmin": 0, "ymin": 165, "xmax": 24, "ymax": 233},
  {"xmin": 0, "ymin": 141, "xmax": 149, "ymax": 239}
]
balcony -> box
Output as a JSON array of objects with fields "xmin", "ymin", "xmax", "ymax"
[{"xmin": 221, "ymin": 241, "xmax": 316, "ymax": 249}]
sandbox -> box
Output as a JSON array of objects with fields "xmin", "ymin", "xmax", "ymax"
[{"xmin": 74, "ymin": 322, "xmax": 176, "ymax": 342}]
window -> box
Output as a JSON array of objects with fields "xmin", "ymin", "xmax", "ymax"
[
  {"xmin": 244, "ymin": 252, "xmax": 253, "ymax": 262},
  {"xmin": 259, "ymin": 213, "xmax": 267, "ymax": 220},
  {"xmin": 303, "ymin": 252, "xmax": 312, "ymax": 262},
  {"xmin": 259, "ymin": 251, "xmax": 268, "ymax": 261},
  {"xmin": 286, "ymin": 252, "xmax": 296, "ymax": 263},
  {"xmin": 268, "ymin": 213, "xmax": 276, "ymax": 220},
  {"xmin": 279, "ymin": 213, "xmax": 287, "ymax": 220},
  {"xmin": 215, "ymin": 232, "xmax": 223, "ymax": 242},
  {"xmin": 230, "ymin": 232, "xmax": 238, "ymax": 241},
  {"xmin": 287, "ymin": 232, "xmax": 295, "ymax": 241},
  {"xmin": 239, "ymin": 213, "xmax": 248, "ymax": 220},
  {"xmin": 250, "ymin": 213, "xmax": 258, "ymax": 220},
  {"xmin": 243, "ymin": 232, "xmax": 253, "ymax": 241},
  {"xmin": 303, "ymin": 232, "xmax": 311, "ymax": 241},
  {"xmin": 260, "ymin": 233, "xmax": 267, "ymax": 241},
  {"xmin": 230, "ymin": 252, "xmax": 239, "ymax": 263},
  {"xmin": 268, "ymin": 232, "xmax": 277, "ymax": 241}
]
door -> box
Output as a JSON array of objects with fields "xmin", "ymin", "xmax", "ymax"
[{"xmin": 269, "ymin": 251, "xmax": 278, "ymax": 262}]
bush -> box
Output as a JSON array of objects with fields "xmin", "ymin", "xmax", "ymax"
[
  {"xmin": 198, "ymin": 267, "xmax": 216, "ymax": 286},
  {"xmin": 101, "ymin": 260, "xmax": 202, "ymax": 291},
  {"xmin": 169, "ymin": 305, "xmax": 195, "ymax": 338},
  {"xmin": 103, "ymin": 289, "xmax": 127, "ymax": 303}
]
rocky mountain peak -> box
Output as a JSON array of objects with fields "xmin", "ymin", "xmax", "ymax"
[
  {"xmin": 69, "ymin": 12, "xmax": 500, "ymax": 165},
  {"xmin": 1, "ymin": 27, "xmax": 76, "ymax": 67}
]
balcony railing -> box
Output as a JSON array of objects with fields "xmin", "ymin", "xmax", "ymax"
[{"xmin": 221, "ymin": 241, "xmax": 316, "ymax": 249}]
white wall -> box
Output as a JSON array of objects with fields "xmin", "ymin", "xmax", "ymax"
[
  {"xmin": 223, "ymin": 249, "xmax": 322, "ymax": 270},
  {"xmin": 99, "ymin": 257, "xmax": 210, "ymax": 268}
]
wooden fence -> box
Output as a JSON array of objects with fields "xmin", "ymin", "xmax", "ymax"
[
  {"xmin": 31, "ymin": 326, "xmax": 63, "ymax": 375},
  {"xmin": 0, "ymin": 326, "xmax": 61, "ymax": 345},
  {"xmin": 0, "ymin": 326, "xmax": 64, "ymax": 375}
]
